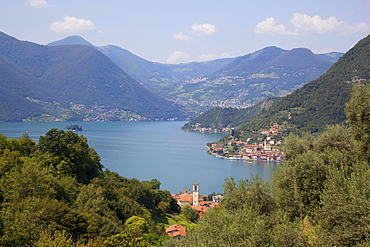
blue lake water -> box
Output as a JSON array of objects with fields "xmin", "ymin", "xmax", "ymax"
[{"xmin": 0, "ymin": 121, "xmax": 279, "ymax": 195}]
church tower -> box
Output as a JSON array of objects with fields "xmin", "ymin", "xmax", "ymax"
[{"xmin": 192, "ymin": 183, "xmax": 199, "ymax": 206}]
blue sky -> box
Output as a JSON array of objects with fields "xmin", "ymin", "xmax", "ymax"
[{"xmin": 1, "ymin": 0, "xmax": 370, "ymax": 63}]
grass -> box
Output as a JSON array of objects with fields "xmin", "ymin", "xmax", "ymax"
[{"xmin": 151, "ymin": 210, "xmax": 197, "ymax": 230}]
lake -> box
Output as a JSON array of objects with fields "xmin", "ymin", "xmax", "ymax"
[{"xmin": 0, "ymin": 121, "xmax": 279, "ymax": 195}]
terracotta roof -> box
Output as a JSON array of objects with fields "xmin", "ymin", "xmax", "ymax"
[
  {"xmin": 172, "ymin": 193, "xmax": 205, "ymax": 204},
  {"xmin": 178, "ymin": 194, "xmax": 193, "ymax": 202},
  {"xmin": 166, "ymin": 224, "xmax": 187, "ymax": 237},
  {"xmin": 191, "ymin": 205, "xmax": 210, "ymax": 213}
]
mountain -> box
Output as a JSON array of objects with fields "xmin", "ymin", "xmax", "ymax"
[
  {"xmin": 48, "ymin": 36, "xmax": 235, "ymax": 97},
  {"xmin": 47, "ymin": 35, "xmax": 95, "ymax": 47},
  {"xmin": 317, "ymin": 52, "xmax": 344, "ymax": 63},
  {"xmin": 47, "ymin": 35, "xmax": 341, "ymax": 116},
  {"xmin": 234, "ymin": 33, "xmax": 370, "ymax": 136},
  {"xmin": 0, "ymin": 32, "xmax": 185, "ymax": 121},
  {"xmin": 169, "ymin": 47, "xmax": 335, "ymax": 109}
]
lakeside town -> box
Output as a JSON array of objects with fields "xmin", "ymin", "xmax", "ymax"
[
  {"xmin": 207, "ymin": 125, "xmax": 285, "ymax": 161},
  {"xmin": 208, "ymin": 141, "xmax": 284, "ymax": 161}
]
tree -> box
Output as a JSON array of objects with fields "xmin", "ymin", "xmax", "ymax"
[
  {"xmin": 317, "ymin": 162, "xmax": 370, "ymax": 246},
  {"xmin": 345, "ymin": 84, "xmax": 370, "ymax": 162},
  {"xmin": 35, "ymin": 230, "xmax": 74, "ymax": 247},
  {"xmin": 37, "ymin": 128, "xmax": 103, "ymax": 184},
  {"xmin": 222, "ymin": 176, "xmax": 275, "ymax": 216},
  {"xmin": 104, "ymin": 216, "xmax": 153, "ymax": 247},
  {"xmin": 180, "ymin": 204, "xmax": 199, "ymax": 223}
]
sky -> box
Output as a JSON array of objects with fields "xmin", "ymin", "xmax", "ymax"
[{"xmin": 1, "ymin": 0, "xmax": 370, "ymax": 64}]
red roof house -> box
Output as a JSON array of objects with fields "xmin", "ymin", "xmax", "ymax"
[{"xmin": 166, "ymin": 224, "xmax": 187, "ymax": 238}]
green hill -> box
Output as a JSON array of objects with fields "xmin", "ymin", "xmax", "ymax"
[
  {"xmin": 236, "ymin": 33, "xmax": 370, "ymax": 137},
  {"xmin": 0, "ymin": 32, "xmax": 185, "ymax": 121},
  {"xmin": 182, "ymin": 97, "xmax": 280, "ymax": 131}
]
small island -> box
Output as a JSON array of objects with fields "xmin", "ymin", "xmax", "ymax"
[{"xmin": 66, "ymin": 124, "xmax": 83, "ymax": 131}]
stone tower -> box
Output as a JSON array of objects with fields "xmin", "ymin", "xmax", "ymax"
[{"xmin": 192, "ymin": 183, "xmax": 199, "ymax": 206}]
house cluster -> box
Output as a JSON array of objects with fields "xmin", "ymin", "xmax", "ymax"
[
  {"xmin": 209, "ymin": 141, "xmax": 284, "ymax": 161},
  {"xmin": 166, "ymin": 183, "xmax": 222, "ymax": 239},
  {"xmin": 171, "ymin": 183, "xmax": 220, "ymax": 216},
  {"xmin": 208, "ymin": 125, "xmax": 285, "ymax": 161},
  {"xmin": 69, "ymin": 104, "xmax": 183, "ymax": 122}
]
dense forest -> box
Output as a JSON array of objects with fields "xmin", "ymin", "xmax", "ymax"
[
  {"xmin": 0, "ymin": 128, "xmax": 182, "ymax": 246},
  {"xmin": 163, "ymin": 84, "xmax": 370, "ymax": 247}
]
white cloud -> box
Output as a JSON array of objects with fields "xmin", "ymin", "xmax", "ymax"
[
  {"xmin": 290, "ymin": 13, "xmax": 344, "ymax": 34},
  {"xmin": 172, "ymin": 32, "xmax": 193, "ymax": 41},
  {"xmin": 25, "ymin": 0, "xmax": 51, "ymax": 8},
  {"xmin": 255, "ymin": 17, "xmax": 297, "ymax": 36},
  {"xmin": 314, "ymin": 48, "xmax": 335, "ymax": 54},
  {"xmin": 255, "ymin": 13, "xmax": 370, "ymax": 36},
  {"xmin": 50, "ymin": 16, "xmax": 97, "ymax": 33},
  {"xmin": 291, "ymin": 13, "xmax": 370, "ymax": 35},
  {"xmin": 167, "ymin": 51, "xmax": 190, "ymax": 63},
  {"xmin": 191, "ymin": 23, "xmax": 217, "ymax": 35},
  {"xmin": 220, "ymin": 52, "xmax": 232, "ymax": 58},
  {"xmin": 197, "ymin": 53, "xmax": 218, "ymax": 61}
]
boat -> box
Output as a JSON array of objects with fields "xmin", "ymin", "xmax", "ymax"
[{"xmin": 66, "ymin": 124, "xmax": 83, "ymax": 131}]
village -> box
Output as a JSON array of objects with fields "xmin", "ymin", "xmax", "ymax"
[
  {"xmin": 207, "ymin": 125, "xmax": 285, "ymax": 161},
  {"xmin": 166, "ymin": 183, "xmax": 222, "ymax": 239}
]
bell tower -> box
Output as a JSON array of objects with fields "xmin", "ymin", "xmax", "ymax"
[{"xmin": 192, "ymin": 183, "xmax": 199, "ymax": 206}]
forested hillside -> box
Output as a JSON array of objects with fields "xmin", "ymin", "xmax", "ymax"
[
  {"xmin": 0, "ymin": 32, "xmax": 185, "ymax": 121},
  {"xmin": 0, "ymin": 129, "xmax": 180, "ymax": 246},
  {"xmin": 182, "ymin": 97, "xmax": 280, "ymax": 131}
]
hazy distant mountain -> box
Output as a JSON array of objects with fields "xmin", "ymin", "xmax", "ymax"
[
  {"xmin": 101, "ymin": 45, "xmax": 235, "ymax": 96},
  {"xmin": 0, "ymin": 32, "xmax": 185, "ymax": 121},
  {"xmin": 317, "ymin": 52, "xmax": 344, "ymax": 63},
  {"xmin": 47, "ymin": 35, "xmax": 95, "ymax": 47},
  {"xmin": 48, "ymin": 36, "xmax": 235, "ymax": 96},
  {"xmin": 170, "ymin": 46, "xmax": 337, "ymax": 109},
  {"xmin": 47, "ymin": 35, "xmax": 342, "ymax": 116}
]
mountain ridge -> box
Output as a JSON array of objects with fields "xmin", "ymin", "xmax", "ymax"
[
  {"xmin": 48, "ymin": 35, "xmax": 342, "ymax": 113},
  {"xmin": 0, "ymin": 31, "xmax": 185, "ymax": 121}
]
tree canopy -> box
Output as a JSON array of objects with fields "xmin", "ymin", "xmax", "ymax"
[{"xmin": 0, "ymin": 128, "xmax": 179, "ymax": 246}]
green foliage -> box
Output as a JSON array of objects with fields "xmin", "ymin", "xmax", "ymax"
[
  {"xmin": 346, "ymin": 84, "xmax": 370, "ymax": 162},
  {"xmin": 316, "ymin": 163, "xmax": 370, "ymax": 246},
  {"xmin": 35, "ymin": 230, "xmax": 74, "ymax": 247},
  {"xmin": 180, "ymin": 204, "xmax": 199, "ymax": 223},
  {"xmin": 37, "ymin": 128, "xmax": 103, "ymax": 184},
  {"xmin": 0, "ymin": 129, "xmax": 175, "ymax": 246},
  {"xmin": 171, "ymin": 83, "xmax": 370, "ymax": 246},
  {"xmin": 273, "ymin": 125, "xmax": 355, "ymax": 219}
]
